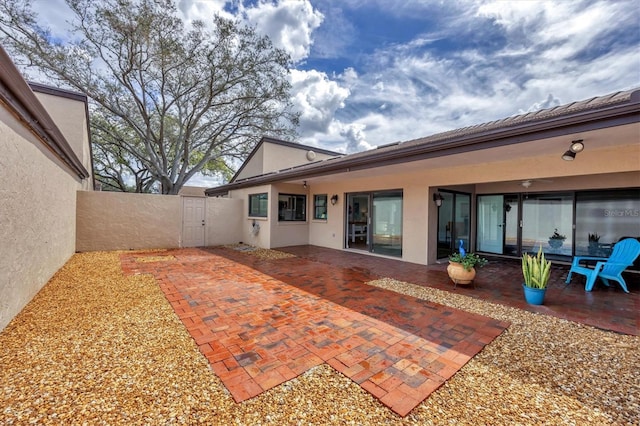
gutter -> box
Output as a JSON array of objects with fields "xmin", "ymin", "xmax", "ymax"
[{"xmin": 0, "ymin": 47, "xmax": 90, "ymax": 180}]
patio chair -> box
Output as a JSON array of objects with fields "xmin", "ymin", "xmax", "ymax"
[{"xmin": 565, "ymin": 238, "xmax": 640, "ymax": 293}]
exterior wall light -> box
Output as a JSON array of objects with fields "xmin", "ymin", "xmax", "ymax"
[
  {"xmin": 562, "ymin": 139, "xmax": 584, "ymax": 161},
  {"xmin": 433, "ymin": 192, "xmax": 444, "ymax": 207},
  {"xmin": 330, "ymin": 194, "xmax": 339, "ymax": 205},
  {"xmin": 570, "ymin": 139, "xmax": 584, "ymax": 153}
]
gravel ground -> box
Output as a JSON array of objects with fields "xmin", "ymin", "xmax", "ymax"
[{"xmin": 0, "ymin": 250, "xmax": 638, "ymax": 425}]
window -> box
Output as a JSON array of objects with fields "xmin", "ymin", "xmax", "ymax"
[
  {"xmin": 278, "ymin": 193, "xmax": 306, "ymax": 221},
  {"xmin": 575, "ymin": 189, "xmax": 640, "ymax": 258},
  {"xmin": 248, "ymin": 193, "xmax": 268, "ymax": 217},
  {"xmin": 313, "ymin": 194, "xmax": 327, "ymax": 220}
]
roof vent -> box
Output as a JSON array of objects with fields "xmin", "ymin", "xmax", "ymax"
[{"xmin": 306, "ymin": 150, "xmax": 317, "ymax": 161}]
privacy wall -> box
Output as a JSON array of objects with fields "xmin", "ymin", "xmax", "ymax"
[{"xmin": 76, "ymin": 191, "xmax": 243, "ymax": 251}]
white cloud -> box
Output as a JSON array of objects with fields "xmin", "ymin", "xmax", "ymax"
[
  {"xmin": 25, "ymin": 0, "xmax": 640, "ymax": 159},
  {"xmin": 340, "ymin": 123, "xmax": 373, "ymax": 153},
  {"xmin": 176, "ymin": 0, "xmax": 232, "ymax": 22},
  {"xmin": 242, "ymin": 0, "xmax": 323, "ymax": 62},
  {"xmin": 299, "ymin": 0, "xmax": 639, "ymax": 154},
  {"xmin": 290, "ymin": 68, "xmax": 351, "ymax": 133}
]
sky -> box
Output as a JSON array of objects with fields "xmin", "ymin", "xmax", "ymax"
[{"xmin": 29, "ymin": 0, "xmax": 640, "ymax": 186}]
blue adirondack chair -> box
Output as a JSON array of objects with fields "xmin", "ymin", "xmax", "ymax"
[{"xmin": 565, "ymin": 238, "xmax": 640, "ymax": 293}]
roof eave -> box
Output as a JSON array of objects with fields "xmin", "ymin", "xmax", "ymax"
[
  {"xmin": 0, "ymin": 47, "xmax": 90, "ymax": 180},
  {"xmin": 205, "ymin": 93, "xmax": 640, "ymax": 196}
]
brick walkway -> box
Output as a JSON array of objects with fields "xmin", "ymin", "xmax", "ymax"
[{"xmin": 121, "ymin": 247, "xmax": 509, "ymax": 417}]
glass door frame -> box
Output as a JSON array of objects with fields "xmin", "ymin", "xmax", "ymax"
[
  {"xmin": 475, "ymin": 191, "xmax": 576, "ymax": 260},
  {"xmin": 436, "ymin": 190, "xmax": 472, "ymax": 259},
  {"xmin": 345, "ymin": 190, "xmax": 403, "ymax": 257},
  {"xmin": 345, "ymin": 192, "xmax": 371, "ymax": 251},
  {"xmin": 476, "ymin": 193, "xmax": 522, "ymax": 257}
]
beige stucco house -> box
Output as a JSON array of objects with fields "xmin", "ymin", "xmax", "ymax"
[
  {"xmin": 206, "ymin": 89, "xmax": 640, "ymax": 266},
  {"xmin": 0, "ymin": 46, "xmax": 93, "ymax": 330},
  {"xmin": 1, "ymin": 37, "xmax": 638, "ymax": 332}
]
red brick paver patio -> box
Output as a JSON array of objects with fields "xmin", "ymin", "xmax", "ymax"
[
  {"xmin": 277, "ymin": 246, "xmax": 639, "ymax": 336},
  {"xmin": 121, "ymin": 247, "xmax": 509, "ymax": 417}
]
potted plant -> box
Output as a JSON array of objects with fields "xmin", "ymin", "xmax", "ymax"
[
  {"xmin": 548, "ymin": 228, "xmax": 566, "ymax": 249},
  {"xmin": 588, "ymin": 232, "xmax": 600, "ymax": 255},
  {"xmin": 447, "ymin": 251, "xmax": 488, "ymax": 287},
  {"xmin": 522, "ymin": 246, "xmax": 551, "ymax": 305}
]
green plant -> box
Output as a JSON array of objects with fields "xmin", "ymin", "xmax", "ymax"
[
  {"xmin": 549, "ymin": 228, "xmax": 566, "ymax": 240},
  {"xmin": 588, "ymin": 232, "xmax": 600, "ymax": 242},
  {"xmin": 522, "ymin": 246, "xmax": 551, "ymax": 289},
  {"xmin": 449, "ymin": 252, "xmax": 488, "ymax": 271}
]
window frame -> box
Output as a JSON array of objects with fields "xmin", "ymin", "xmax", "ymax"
[
  {"xmin": 248, "ymin": 192, "xmax": 268, "ymax": 218},
  {"xmin": 313, "ymin": 194, "xmax": 328, "ymax": 220},
  {"xmin": 278, "ymin": 193, "xmax": 307, "ymax": 222}
]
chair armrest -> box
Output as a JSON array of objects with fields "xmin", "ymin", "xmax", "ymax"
[
  {"xmin": 573, "ymin": 256, "xmax": 608, "ymax": 262},
  {"xmin": 571, "ymin": 255, "xmax": 609, "ymax": 266}
]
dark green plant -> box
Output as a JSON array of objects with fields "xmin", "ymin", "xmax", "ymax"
[
  {"xmin": 588, "ymin": 233, "xmax": 600, "ymax": 242},
  {"xmin": 549, "ymin": 228, "xmax": 566, "ymax": 240},
  {"xmin": 449, "ymin": 252, "xmax": 488, "ymax": 271}
]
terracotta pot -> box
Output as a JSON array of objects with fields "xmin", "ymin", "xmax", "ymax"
[{"xmin": 447, "ymin": 261, "xmax": 476, "ymax": 286}]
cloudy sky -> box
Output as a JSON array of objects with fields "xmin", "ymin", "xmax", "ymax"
[{"xmin": 31, "ymin": 0, "xmax": 640, "ymax": 184}]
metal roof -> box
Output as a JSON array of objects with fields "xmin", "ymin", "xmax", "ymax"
[{"xmin": 205, "ymin": 88, "xmax": 640, "ymax": 196}]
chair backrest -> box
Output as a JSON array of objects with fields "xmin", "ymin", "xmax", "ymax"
[{"xmin": 603, "ymin": 238, "xmax": 640, "ymax": 274}]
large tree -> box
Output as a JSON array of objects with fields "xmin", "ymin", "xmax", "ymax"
[{"xmin": 0, "ymin": 0, "xmax": 298, "ymax": 193}]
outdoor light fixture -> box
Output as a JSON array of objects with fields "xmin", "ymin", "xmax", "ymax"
[
  {"xmin": 330, "ymin": 194, "xmax": 339, "ymax": 205},
  {"xmin": 570, "ymin": 139, "xmax": 584, "ymax": 153},
  {"xmin": 433, "ymin": 192, "xmax": 444, "ymax": 207},
  {"xmin": 303, "ymin": 181, "xmax": 308, "ymax": 189},
  {"xmin": 562, "ymin": 139, "xmax": 584, "ymax": 161}
]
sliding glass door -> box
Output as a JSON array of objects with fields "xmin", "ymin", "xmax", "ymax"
[
  {"xmin": 521, "ymin": 193, "xmax": 573, "ymax": 256},
  {"xmin": 372, "ymin": 190, "xmax": 403, "ymax": 257},
  {"xmin": 477, "ymin": 192, "xmax": 574, "ymax": 258},
  {"xmin": 346, "ymin": 190, "xmax": 403, "ymax": 257},
  {"xmin": 477, "ymin": 194, "xmax": 521, "ymax": 256},
  {"xmin": 436, "ymin": 191, "xmax": 471, "ymax": 258},
  {"xmin": 477, "ymin": 195, "xmax": 504, "ymax": 253}
]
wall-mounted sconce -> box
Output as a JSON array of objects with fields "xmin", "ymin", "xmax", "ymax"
[
  {"xmin": 562, "ymin": 139, "xmax": 584, "ymax": 161},
  {"xmin": 303, "ymin": 180, "xmax": 308, "ymax": 189},
  {"xmin": 330, "ymin": 194, "xmax": 339, "ymax": 205},
  {"xmin": 433, "ymin": 192, "xmax": 444, "ymax": 207}
]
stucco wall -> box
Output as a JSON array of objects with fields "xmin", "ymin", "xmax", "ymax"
[
  {"xmin": 76, "ymin": 192, "xmax": 244, "ymax": 251},
  {"xmin": 303, "ymin": 143, "xmax": 640, "ymax": 265},
  {"xmin": 76, "ymin": 191, "xmax": 182, "ymax": 251},
  {"xmin": 234, "ymin": 144, "xmax": 264, "ymax": 181},
  {"xmin": 33, "ymin": 91, "xmax": 93, "ymax": 191},
  {"xmin": 228, "ymin": 185, "xmax": 272, "ymax": 248},
  {"xmin": 270, "ymin": 183, "xmax": 310, "ymax": 248},
  {"xmin": 0, "ymin": 108, "xmax": 83, "ymax": 332},
  {"xmin": 205, "ymin": 197, "xmax": 244, "ymax": 246},
  {"xmin": 262, "ymin": 143, "xmax": 335, "ymax": 174}
]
